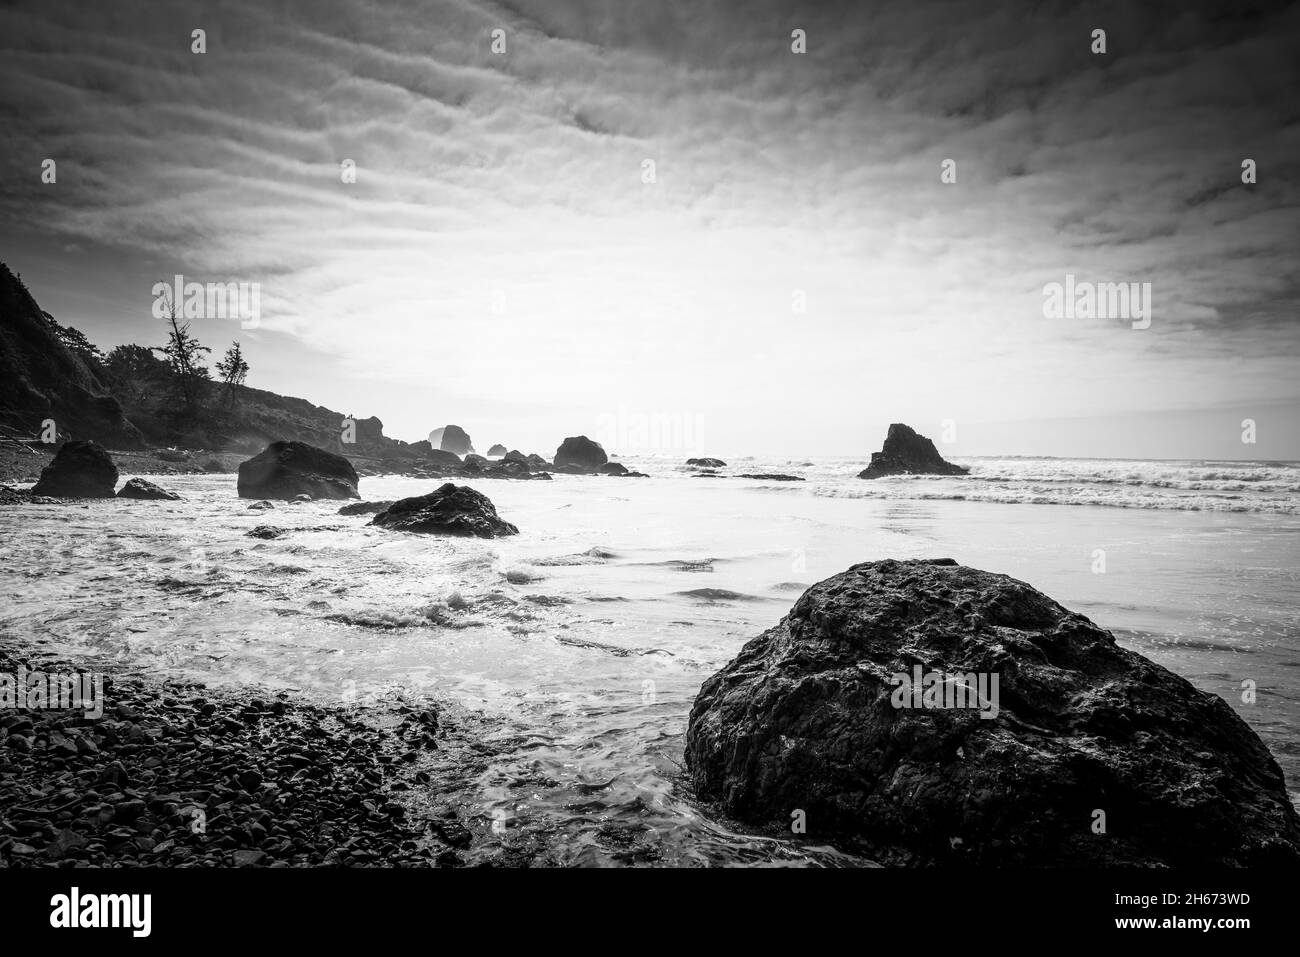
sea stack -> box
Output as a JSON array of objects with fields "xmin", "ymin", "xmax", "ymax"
[
  {"xmin": 858, "ymin": 423, "xmax": 967, "ymax": 478},
  {"xmin": 685, "ymin": 558, "xmax": 1300, "ymax": 866},
  {"xmin": 429, "ymin": 425, "xmax": 474, "ymax": 456},
  {"xmin": 554, "ymin": 435, "xmax": 608, "ymax": 472}
]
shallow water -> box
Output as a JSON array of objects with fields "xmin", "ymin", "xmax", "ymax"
[{"xmin": 2, "ymin": 455, "xmax": 1298, "ymax": 865}]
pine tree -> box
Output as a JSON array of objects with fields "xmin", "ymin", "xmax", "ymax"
[
  {"xmin": 215, "ymin": 341, "xmax": 250, "ymax": 408},
  {"xmin": 153, "ymin": 284, "xmax": 210, "ymax": 416}
]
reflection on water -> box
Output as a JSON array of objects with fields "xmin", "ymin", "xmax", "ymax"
[{"xmin": 2, "ymin": 463, "xmax": 1297, "ymax": 864}]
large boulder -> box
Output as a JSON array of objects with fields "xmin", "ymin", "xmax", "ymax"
[
  {"xmin": 369, "ymin": 483, "xmax": 518, "ymax": 538},
  {"xmin": 487, "ymin": 444, "xmax": 508, "ymax": 457},
  {"xmin": 554, "ymin": 435, "xmax": 607, "ymax": 471},
  {"xmin": 429, "ymin": 425, "xmax": 474, "ymax": 455},
  {"xmin": 687, "ymin": 457, "xmax": 727, "ymax": 468},
  {"xmin": 31, "ymin": 440, "xmax": 118, "ymax": 498},
  {"xmin": 858, "ymin": 423, "xmax": 968, "ymax": 478},
  {"xmin": 117, "ymin": 477, "xmax": 180, "ymax": 500},
  {"xmin": 236, "ymin": 441, "xmax": 359, "ymax": 500},
  {"xmin": 685, "ymin": 558, "xmax": 1300, "ymax": 866}
]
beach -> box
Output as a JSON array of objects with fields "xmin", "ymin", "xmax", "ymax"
[{"xmin": 4, "ymin": 454, "xmax": 1297, "ymax": 865}]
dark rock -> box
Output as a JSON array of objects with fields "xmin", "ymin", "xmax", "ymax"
[
  {"xmin": 858, "ymin": 423, "xmax": 968, "ymax": 479},
  {"xmin": 598, "ymin": 462, "xmax": 629, "ymax": 476},
  {"xmin": 554, "ymin": 436, "xmax": 607, "ymax": 471},
  {"xmin": 232, "ymin": 849, "xmax": 267, "ymax": 867},
  {"xmin": 338, "ymin": 500, "xmax": 394, "ymax": 516},
  {"xmin": 247, "ymin": 500, "xmax": 274, "ymax": 510},
  {"xmin": 687, "ymin": 457, "xmax": 727, "ymax": 468},
  {"xmin": 503, "ymin": 450, "xmax": 528, "ymax": 465},
  {"xmin": 685, "ymin": 557, "xmax": 1300, "ymax": 867},
  {"xmin": 483, "ymin": 459, "xmax": 537, "ymax": 480},
  {"xmin": 525, "ymin": 454, "xmax": 550, "ymax": 469},
  {"xmin": 236, "ymin": 441, "xmax": 359, "ymax": 500},
  {"xmin": 117, "ymin": 477, "xmax": 181, "ymax": 500},
  {"xmin": 463, "ymin": 453, "xmax": 490, "ymax": 468},
  {"xmin": 487, "ymin": 444, "xmax": 508, "ymax": 457},
  {"xmin": 409, "ymin": 443, "xmax": 463, "ymax": 469},
  {"xmin": 430, "ymin": 425, "xmax": 474, "ymax": 456},
  {"xmin": 245, "ymin": 525, "xmax": 286, "ymax": 540},
  {"xmin": 31, "ymin": 440, "xmax": 118, "ymax": 498},
  {"xmin": 737, "ymin": 473, "xmax": 804, "ymax": 482},
  {"xmin": 370, "ymin": 483, "xmax": 518, "ymax": 538}
]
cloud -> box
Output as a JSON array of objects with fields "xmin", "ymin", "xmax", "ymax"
[{"xmin": 0, "ymin": 0, "xmax": 1297, "ymax": 452}]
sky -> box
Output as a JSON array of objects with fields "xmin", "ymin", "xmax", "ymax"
[{"xmin": 1, "ymin": 0, "xmax": 1298, "ymax": 460}]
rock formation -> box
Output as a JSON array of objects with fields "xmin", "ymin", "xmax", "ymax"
[
  {"xmin": 687, "ymin": 457, "xmax": 726, "ymax": 468},
  {"xmin": 369, "ymin": 483, "xmax": 518, "ymax": 538},
  {"xmin": 337, "ymin": 500, "xmax": 393, "ymax": 516},
  {"xmin": 554, "ymin": 436, "xmax": 607, "ymax": 471},
  {"xmin": 117, "ymin": 477, "xmax": 180, "ymax": 500},
  {"xmin": 236, "ymin": 441, "xmax": 360, "ymax": 500},
  {"xmin": 429, "ymin": 425, "xmax": 474, "ymax": 456},
  {"xmin": 487, "ymin": 444, "xmax": 507, "ymax": 457},
  {"xmin": 685, "ymin": 558, "xmax": 1300, "ymax": 866},
  {"xmin": 30, "ymin": 440, "xmax": 119, "ymax": 498},
  {"xmin": 858, "ymin": 423, "xmax": 968, "ymax": 478}
]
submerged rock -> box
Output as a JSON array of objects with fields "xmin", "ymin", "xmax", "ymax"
[
  {"xmin": 31, "ymin": 440, "xmax": 118, "ymax": 498},
  {"xmin": 858, "ymin": 423, "xmax": 967, "ymax": 478},
  {"xmin": 236, "ymin": 441, "xmax": 359, "ymax": 500},
  {"xmin": 687, "ymin": 457, "xmax": 727, "ymax": 468},
  {"xmin": 685, "ymin": 558, "xmax": 1300, "ymax": 866},
  {"xmin": 370, "ymin": 483, "xmax": 519, "ymax": 538},
  {"xmin": 554, "ymin": 436, "xmax": 607, "ymax": 471},
  {"xmin": 737, "ymin": 473, "xmax": 804, "ymax": 481},
  {"xmin": 117, "ymin": 477, "xmax": 180, "ymax": 500},
  {"xmin": 246, "ymin": 525, "xmax": 286, "ymax": 540},
  {"xmin": 338, "ymin": 500, "xmax": 394, "ymax": 516}
]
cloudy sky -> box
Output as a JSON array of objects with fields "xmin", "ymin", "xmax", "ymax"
[{"xmin": 2, "ymin": 0, "xmax": 1297, "ymax": 459}]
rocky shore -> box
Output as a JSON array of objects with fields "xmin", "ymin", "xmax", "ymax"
[{"xmin": 0, "ymin": 644, "xmax": 475, "ymax": 868}]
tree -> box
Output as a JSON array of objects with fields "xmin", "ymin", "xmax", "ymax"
[
  {"xmin": 48, "ymin": 317, "xmax": 106, "ymax": 372},
  {"xmin": 152, "ymin": 284, "xmax": 210, "ymax": 415},
  {"xmin": 214, "ymin": 341, "xmax": 250, "ymax": 407},
  {"xmin": 104, "ymin": 343, "xmax": 169, "ymax": 402}
]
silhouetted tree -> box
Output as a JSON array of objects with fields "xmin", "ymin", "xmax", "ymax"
[
  {"xmin": 215, "ymin": 341, "xmax": 250, "ymax": 408},
  {"xmin": 153, "ymin": 284, "xmax": 210, "ymax": 416}
]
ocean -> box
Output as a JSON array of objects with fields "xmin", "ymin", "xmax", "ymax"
[{"xmin": 3, "ymin": 454, "xmax": 1298, "ymax": 865}]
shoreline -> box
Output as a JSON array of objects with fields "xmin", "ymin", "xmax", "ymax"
[{"xmin": 0, "ymin": 640, "xmax": 477, "ymax": 868}]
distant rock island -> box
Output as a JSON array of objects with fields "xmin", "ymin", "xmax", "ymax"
[
  {"xmin": 428, "ymin": 425, "xmax": 474, "ymax": 455},
  {"xmin": 858, "ymin": 423, "xmax": 968, "ymax": 478}
]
